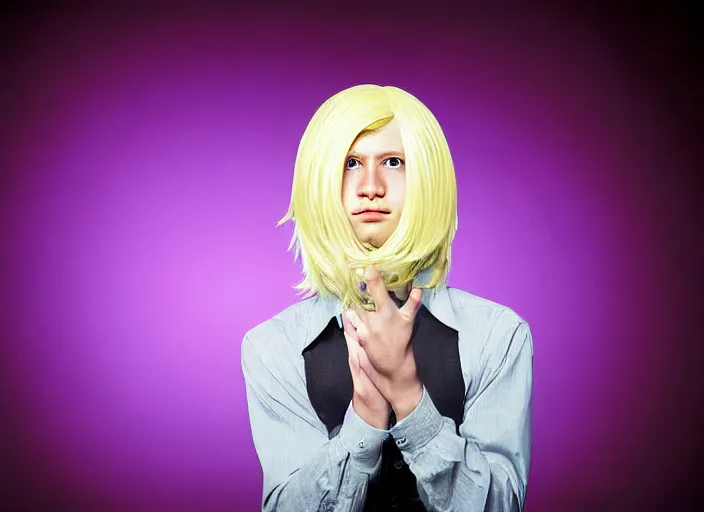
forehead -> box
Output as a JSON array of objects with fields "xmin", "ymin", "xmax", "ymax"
[{"xmin": 349, "ymin": 118, "xmax": 404, "ymax": 155}]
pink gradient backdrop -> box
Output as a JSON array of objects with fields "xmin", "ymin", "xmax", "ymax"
[{"xmin": 1, "ymin": 2, "xmax": 699, "ymax": 511}]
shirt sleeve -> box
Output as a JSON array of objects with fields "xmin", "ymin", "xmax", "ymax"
[
  {"xmin": 241, "ymin": 333, "xmax": 388, "ymax": 511},
  {"xmin": 389, "ymin": 315, "xmax": 533, "ymax": 511}
]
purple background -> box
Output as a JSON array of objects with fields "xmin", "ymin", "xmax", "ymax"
[{"xmin": 1, "ymin": 2, "xmax": 700, "ymax": 511}]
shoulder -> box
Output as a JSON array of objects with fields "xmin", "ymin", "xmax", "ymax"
[
  {"xmin": 241, "ymin": 297, "xmax": 317, "ymax": 364},
  {"xmin": 446, "ymin": 287, "xmax": 533, "ymax": 358},
  {"xmin": 446, "ymin": 287, "xmax": 527, "ymax": 329}
]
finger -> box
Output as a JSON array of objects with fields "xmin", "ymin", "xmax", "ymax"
[
  {"xmin": 358, "ymin": 367, "xmax": 380, "ymax": 392},
  {"xmin": 356, "ymin": 345, "xmax": 380, "ymax": 380},
  {"xmin": 363, "ymin": 266, "xmax": 394, "ymax": 313},
  {"xmin": 351, "ymin": 305, "xmax": 369, "ymax": 325},
  {"xmin": 341, "ymin": 311, "xmax": 359, "ymax": 339},
  {"xmin": 399, "ymin": 287, "xmax": 423, "ymax": 320},
  {"xmin": 343, "ymin": 332, "xmax": 361, "ymax": 372},
  {"xmin": 345, "ymin": 333, "xmax": 382, "ymax": 399},
  {"xmin": 346, "ymin": 309, "xmax": 370, "ymax": 343},
  {"xmin": 344, "ymin": 333, "xmax": 376, "ymax": 392}
]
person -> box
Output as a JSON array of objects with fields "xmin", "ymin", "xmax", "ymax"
[{"xmin": 241, "ymin": 84, "xmax": 533, "ymax": 511}]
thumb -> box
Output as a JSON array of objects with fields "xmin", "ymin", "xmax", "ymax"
[{"xmin": 400, "ymin": 287, "xmax": 423, "ymax": 319}]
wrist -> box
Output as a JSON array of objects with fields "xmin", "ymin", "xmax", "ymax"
[
  {"xmin": 352, "ymin": 395, "xmax": 390, "ymax": 429},
  {"xmin": 391, "ymin": 380, "xmax": 423, "ymax": 421},
  {"xmin": 384, "ymin": 352, "xmax": 421, "ymax": 413}
]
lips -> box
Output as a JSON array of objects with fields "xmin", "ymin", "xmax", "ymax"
[
  {"xmin": 355, "ymin": 210, "xmax": 389, "ymax": 222},
  {"xmin": 353, "ymin": 208, "xmax": 390, "ymax": 215}
]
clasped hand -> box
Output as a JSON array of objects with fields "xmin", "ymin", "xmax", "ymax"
[{"xmin": 342, "ymin": 266, "xmax": 424, "ymax": 427}]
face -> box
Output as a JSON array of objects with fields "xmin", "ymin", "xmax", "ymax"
[{"xmin": 342, "ymin": 118, "xmax": 406, "ymax": 248}]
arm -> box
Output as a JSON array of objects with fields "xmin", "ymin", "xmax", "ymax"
[
  {"xmin": 241, "ymin": 334, "xmax": 387, "ymax": 512},
  {"xmin": 390, "ymin": 315, "xmax": 533, "ymax": 511}
]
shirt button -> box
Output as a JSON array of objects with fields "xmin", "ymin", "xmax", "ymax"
[
  {"xmin": 358, "ymin": 439, "xmax": 365, "ymax": 449},
  {"xmin": 390, "ymin": 495, "xmax": 400, "ymax": 508},
  {"xmin": 395, "ymin": 436, "xmax": 407, "ymax": 447},
  {"xmin": 394, "ymin": 460, "xmax": 404, "ymax": 469}
]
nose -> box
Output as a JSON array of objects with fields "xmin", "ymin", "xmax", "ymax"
[{"xmin": 357, "ymin": 166, "xmax": 386, "ymax": 199}]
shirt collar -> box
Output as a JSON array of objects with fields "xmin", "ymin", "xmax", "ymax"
[{"xmin": 301, "ymin": 267, "xmax": 458, "ymax": 353}]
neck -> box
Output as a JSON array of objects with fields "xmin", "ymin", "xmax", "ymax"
[{"xmin": 390, "ymin": 283, "xmax": 411, "ymax": 301}]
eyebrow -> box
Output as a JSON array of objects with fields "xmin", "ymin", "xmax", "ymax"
[{"xmin": 347, "ymin": 150, "xmax": 405, "ymax": 160}]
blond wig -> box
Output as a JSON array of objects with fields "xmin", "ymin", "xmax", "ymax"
[{"xmin": 278, "ymin": 84, "xmax": 458, "ymax": 309}]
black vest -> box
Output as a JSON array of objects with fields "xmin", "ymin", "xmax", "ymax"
[{"xmin": 303, "ymin": 299, "xmax": 465, "ymax": 511}]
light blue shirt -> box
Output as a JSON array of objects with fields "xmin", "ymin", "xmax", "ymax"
[{"xmin": 241, "ymin": 281, "xmax": 533, "ymax": 511}]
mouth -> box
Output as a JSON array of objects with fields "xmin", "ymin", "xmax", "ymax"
[
  {"xmin": 353, "ymin": 208, "xmax": 390, "ymax": 215},
  {"xmin": 354, "ymin": 209, "xmax": 390, "ymax": 222}
]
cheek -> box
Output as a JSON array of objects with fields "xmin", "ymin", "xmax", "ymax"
[
  {"xmin": 341, "ymin": 175, "xmax": 354, "ymax": 212},
  {"xmin": 389, "ymin": 174, "xmax": 407, "ymax": 208}
]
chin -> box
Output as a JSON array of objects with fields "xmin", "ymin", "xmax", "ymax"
[
  {"xmin": 361, "ymin": 234, "xmax": 389, "ymax": 249},
  {"xmin": 353, "ymin": 225, "xmax": 392, "ymax": 249}
]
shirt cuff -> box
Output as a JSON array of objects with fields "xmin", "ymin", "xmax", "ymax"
[
  {"xmin": 389, "ymin": 387, "xmax": 444, "ymax": 455},
  {"xmin": 338, "ymin": 402, "xmax": 388, "ymax": 474}
]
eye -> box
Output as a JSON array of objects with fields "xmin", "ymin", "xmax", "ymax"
[
  {"xmin": 384, "ymin": 157, "xmax": 404, "ymax": 169},
  {"xmin": 345, "ymin": 157, "xmax": 361, "ymax": 170}
]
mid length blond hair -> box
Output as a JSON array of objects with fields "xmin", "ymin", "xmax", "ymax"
[{"xmin": 278, "ymin": 84, "xmax": 458, "ymax": 309}]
